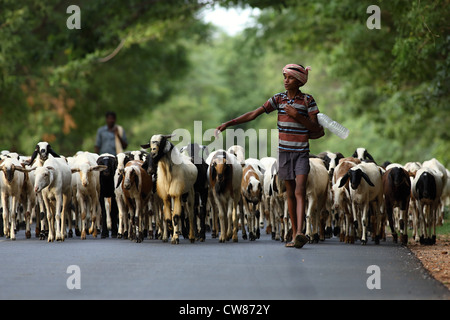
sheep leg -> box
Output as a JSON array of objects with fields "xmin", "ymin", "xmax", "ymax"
[
  {"xmin": 305, "ymin": 198, "xmax": 314, "ymax": 242},
  {"xmin": 198, "ymin": 192, "xmax": 207, "ymax": 242},
  {"xmin": 88, "ymin": 195, "xmax": 98, "ymax": 238},
  {"xmin": 214, "ymin": 194, "xmax": 227, "ymax": 243},
  {"xmin": 161, "ymin": 198, "xmax": 171, "ymax": 242},
  {"xmin": 134, "ymin": 198, "xmax": 142, "ymax": 243},
  {"xmin": 186, "ymin": 192, "xmax": 196, "ymax": 243},
  {"xmin": 361, "ymin": 203, "xmax": 369, "ymax": 245},
  {"xmin": 78, "ymin": 194, "xmax": 87, "ymax": 240},
  {"xmin": 243, "ymin": 199, "xmax": 254, "ymax": 241},
  {"xmin": 43, "ymin": 197, "xmax": 54, "ymax": 242},
  {"xmin": 9, "ymin": 196, "xmax": 18, "ymax": 240},
  {"xmin": 411, "ymin": 200, "xmax": 420, "ymax": 242},
  {"xmin": 269, "ymin": 196, "xmax": 276, "ymax": 240},
  {"xmin": 54, "ymin": 194, "xmax": 63, "ymax": 241},
  {"xmin": 171, "ymin": 196, "xmax": 181, "ymax": 244},
  {"xmin": 231, "ymin": 200, "xmax": 239, "ymax": 243},
  {"xmin": 225, "ymin": 199, "xmax": 235, "ymax": 241},
  {"xmin": 271, "ymin": 197, "xmax": 279, "ymax": 240},
  {"xmin": 399, "ymin": 205, "xmax": 408, "ymax": 245},
  {"xmin": 238, "ymin": 197, "xmax": 246, "ymax": 240},
  {"xmin": 1, "ymin": 194, "xmax": 10, "ymax": 238},
  {"xmin": 25, "ymin": 196, "xmax": 33, "ymax": 239},
  {"xmin": 116, "ymin": 195, "xmax": 125, "ymax": 238}
]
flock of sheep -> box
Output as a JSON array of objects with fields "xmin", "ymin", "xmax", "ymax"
[{"xmin": 0, "ymin": 138, "xmax": 448, "ymax": 246}]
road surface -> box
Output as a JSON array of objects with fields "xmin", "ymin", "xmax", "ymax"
[{"xmin": 1, "ymin": 226, "xmax": 449, "ymax": 300}]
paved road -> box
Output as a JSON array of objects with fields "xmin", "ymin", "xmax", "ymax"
[{"xmin": 1, "ymin": 226, "xmax": 449, "ymax": 300}]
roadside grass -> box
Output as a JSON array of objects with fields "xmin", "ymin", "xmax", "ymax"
[{"xmin": 405, "ymin": 207, "xmax": 450, "ymax": 242}]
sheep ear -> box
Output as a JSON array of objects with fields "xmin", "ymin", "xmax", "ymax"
[
  {"xmin": 29, "ymin": 149, "xmax": 39, "ymax": 165},
  {"xmin": 48, "ymin": 147, "xmax": 60, "ymax": 158},
  {"xmin": 161, "ymin": 134, "xmax": 175, "ymax": 139},
  {"xmin": 365, "ymin": 151, "xmax": 374, "ymax": 161},
  {"xmin": 15, "ymin": 166, "xmax": 36, "ymax": 173},
  {"xmin": 140, "ymin": 143, "xmax": 150, "ymax": 149},
  {"xmin": 163, "ymin": 140, "xmax": 173, "ymax": 153},
  {"xmin": 338, "ymin": 173, "xmax": 350, "ymax": 188},
  {"xmin": 90, "ymin": 165, "xmax": 107, "ymax": 172},
  {"xmin": 362, "ymin": 172, "xmax": 375, "ymax": 187}
]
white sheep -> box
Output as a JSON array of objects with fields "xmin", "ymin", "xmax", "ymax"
[
  {"xmin": 33, "ymin": 155, "xmax": 72, "ymax": 242},
  {"xmin": 331, "ymin": 160, "xmax": 358, "ymax": 243},
  {"xmin": 0, "ymin": 157, "xmax": 27, "ymax": 240},
  {"xmin": 305, "ymin": 158, "xmax": 330, "ymax": 243},
  {"xmin": 338, "ymin": 162, "xmax": 384, "ymax": 245},
  {"xmin": 70, "ymin": 152, "xmax": 106, "ymax": 239}
]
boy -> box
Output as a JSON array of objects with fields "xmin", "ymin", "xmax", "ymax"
[{"xmin": 215, "ymin": 64, "xmax": 323, "ymax": 248}]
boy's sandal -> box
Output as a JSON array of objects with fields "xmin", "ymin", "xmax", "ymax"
[
  {"xmin": 285, "ymin": 241, "xmax": 295, "ymax": 248},
  {"xmin": 294, "ymin": 234, "xmax": 308, "ymax": 249}
]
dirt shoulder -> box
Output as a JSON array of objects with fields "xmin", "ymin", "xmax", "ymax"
[{"xmin": 408, "ymin": 235, "xmax": 450, "ymax": 291}]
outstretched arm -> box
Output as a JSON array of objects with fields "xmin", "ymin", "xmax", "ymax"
[{"xmin": 214, "ymin": 106, "xmax": 266, "ymax": 137}]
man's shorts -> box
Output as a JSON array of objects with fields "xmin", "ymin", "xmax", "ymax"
[{"xmin": 278, "ymin": 152, "xmax": 310, "ymax": 180}]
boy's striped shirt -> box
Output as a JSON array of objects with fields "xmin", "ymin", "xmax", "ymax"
[{"xmin": 262, "ymin": 90, "xmax": 319, "ymax": 153}]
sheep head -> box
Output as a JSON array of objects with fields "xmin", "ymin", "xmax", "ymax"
[
  {"xmin": 29, "ymin": 142, "xmax": 60, "ymax": 164},
  {"xmin": 34, "ymin": 166, "xmax": 55, "ymax": 192},
  {"xmin": 123, "ymin": 166, "xmax": 139, "ymax": 190},
  {"xmin": 140, "ymin": 134, "xmax": 174, "ymax": 160}
]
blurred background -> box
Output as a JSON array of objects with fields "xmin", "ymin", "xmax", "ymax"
[{"xmin": 0, "ymin": 0, "xmax": 448, "ymax": 166}]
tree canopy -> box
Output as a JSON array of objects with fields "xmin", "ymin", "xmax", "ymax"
[{"xmin": 1, "ymin": 0, "xmax": 448, "ymax": 167}]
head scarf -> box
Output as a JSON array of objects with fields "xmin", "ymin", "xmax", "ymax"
[{"xmin": 282, "ymin": 64, "xmax": 311, "ymax": 86}]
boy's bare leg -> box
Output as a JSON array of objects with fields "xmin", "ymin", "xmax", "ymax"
[
  {"xmin": 295, "ymin": 174, "xmax": 308, "ymax": 236},
  {"xmin": 285, "ymin": 180, "xmax": 297, "ymax": 237}
]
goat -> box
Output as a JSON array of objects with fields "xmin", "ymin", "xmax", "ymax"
[
  {"xmin": 0, "ymin": 157, "xmax": 27, "ymax": 240},
  {"xmin": 116, "ymin": 160, "xmax": 152, "ymax": 243},
  {"xmin": 227, "ymin": 145, "xmax": 245, "ymax": 166},
  {"xmin": 97, "ymin": 154, "xmax": 118, "ymax": 238},
  {"xmin": 259, "ymin": 156, "xmax": 278, "ymax": 235},
  {"xmin": 382, "ymin": 166, "xmax": 411, "ymax": 245},
  {"xmin": 304, "ymin": 158, "xmax": 329, "ymax": 243},
  {"xmin": 339, "ymin": 162, "xmax": 384, "ymax": 244},
  {"xmin": 331, "ymin": 160, "xmax": 358, "ymax": 243},
  {"xmin": 412, "ymin": 166, "xmax": 444, "ymax": 245},
  {"xmin": 180, "ymin": 143, "xmax": 209, "ymax": 242},
  {"xmin": 114, "ymin": 152, "xmax": 131, "ymax": 239},
  {"xmin": 70, "ymin": 152, "xmax": 106, "ymax": 239},
  {"xmin": 26, "ymin": 141, "xmax": 60, "ymax": 239},
  {"xmin": 28, "ymin": 142, "xmax": 60, "ymax": 164},
  {"xmin": 422, "ymin": 158, "xmax": 448, "ymax": 227},
  {"xmin": 241, "ymin": 162, "xmax": 263, "ymax": 241},
  {"xmin": 352, "ymin": 148, "xmax": 375, "ymax": 163},
  {"xmin": 33, "ymin": 154, "xmax": 72, "ymax": 242},
  {"xmin": 141, "ymin": 134, "xmax": 198, "ymax": 244},
  {"xmin": 404, "ymin": 161, "xmax": 422, "ymax": 241},
  {"xmin": 207, "ymin": 150, "xmax": 243, "ymax": 243}
]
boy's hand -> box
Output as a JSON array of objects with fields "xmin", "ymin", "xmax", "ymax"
[
  {"xmin": 214, "ymin": 123, "xmax": 227, "ymax": 138},
  {"xmin": 285, "ymin": 105, "xmax": 298, "ymax": 118}
]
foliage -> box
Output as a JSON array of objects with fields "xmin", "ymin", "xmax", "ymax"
[{"xmin": 0, "ymin": 0, "xmax": 448, "ymax": 168}]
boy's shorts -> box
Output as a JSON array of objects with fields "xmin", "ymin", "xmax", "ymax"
[{"xmin": 278, "ymin": 152, "xmax": 310, "ymax": 180}]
